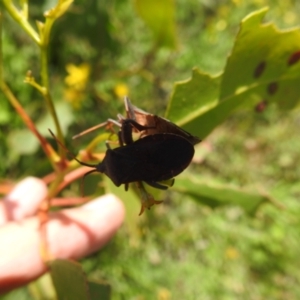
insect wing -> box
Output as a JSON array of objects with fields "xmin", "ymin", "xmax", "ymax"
[
  {"xmin": 97, "ymin": 149, "xmax": 140, "ymax": 186},
  {"xmin": 124, "ymin": 98, "xmax": 201, "ymax": 145},
  {"xmin": 137, "ymin": 134, "xmax": 195, "ymax": 181},
  {"xmin": 98, "ymin": 134, "xmax": 194, "ymax": 186}
]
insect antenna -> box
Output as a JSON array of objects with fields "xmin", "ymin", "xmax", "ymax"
[
  {"xmin": 72, "ymin": 121, "xmax": 109, "ymax": 139},
  {"xmin": 49, "ymin": 129, "xmax": 98, "ymax": 169},
  {"xmin": 49, "ymin": 129, "xmax": 103, "ymax": 197},
  {"xmin": 72, "ymin": 118, "xmax": 122, "ymax": 140}
]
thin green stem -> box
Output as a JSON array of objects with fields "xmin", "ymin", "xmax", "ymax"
[
  {"xmin": 42, "ymin": 17, "xmax": 55, "ymax": 48},
  {"xmin": 40, "ymin": 45, "xmax": 64, "ymax": 147},
  {"xmin": 2, "ymin": 1, "xmax": 64, "ymax": 154},
  {"xmin": 0, "ymin": 11, "xmax": 58, "ymax": 168},
  {"xmin": 24, "ymin": 70, "xmax": 47, "ymax": 93},
  {"xmin": 2, "ymin": 0, "xmax": 40, "ymax": 44},
  {"xmin": 47, "ymin": 172, "xmax": 66, "ymax": 199},
  {"xmin": 20, "ymin": 0, "xmax": 28, "ymax": 20},
  {"xmin": 39, "ymin": 16, "xmax": 65, "ymax": 157},
  {"xmin": 0, "ymin": 12, "xmax": 3, "ymax": 83}
]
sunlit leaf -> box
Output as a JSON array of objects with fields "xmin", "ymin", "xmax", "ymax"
[
  {"xmin": 166, "ymin": 69, "xmax": 221, "ymax": 134},
  {"xmin": 221, "ymin": 7, "xmax": 300, "ymax": 110},
  {"xmin": 166, "ymin": 8, "xmax": 300, "ymax": 139}
]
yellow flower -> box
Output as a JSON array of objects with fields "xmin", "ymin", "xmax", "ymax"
[
  {"xmin": 114, "ymin": 83, "xmax": 129, "ymax": 98},
  {"xmin": 64, "ymin": 88, "xmax": 83, "ymax": 109},
  {"xmin": 64, "ymin": 63, "xmax": 90, "ymax": 109},
  {"xmin": 65, "ymin": 63, "xmax": 90, "ymax": 90},
  {"xmin": 157, "ymin": 288, "xmax": 171, "ymax": 300},
  {"xmin": 225, "ymin": 246, "xmax": 239, "ymax": 260}
]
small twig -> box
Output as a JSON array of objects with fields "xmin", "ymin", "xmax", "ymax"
[{"xmin": 2, "ymin": 0, "xmax": 40, "ymax": 44}]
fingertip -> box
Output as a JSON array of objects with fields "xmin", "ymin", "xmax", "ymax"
[
  {"xmin": 83, "ymin": 193, "xmax": 125, "ymax": 216},
  {"xmin": 47, "ymin": 194, "xmax": 125, "ymax": 259},
  {"xmin": 0, "ymin": 177, "xmax": 48, "ymax": 225},
  {"xmin": 0, "ymin": 193, "xmax": 125, "ymax": 292}
]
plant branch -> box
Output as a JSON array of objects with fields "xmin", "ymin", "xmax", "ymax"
[
  {"xmin": 0, "ymin": 13, "xmax": 57, "ymax": 168},
  {"xmin": 2, "ymin": 0, "xmax": 40, "ymax": 44},
  {"xmin": 0, "ymin": 82, "xmax": 59, "ymax": 167},
  {"xmin": 38, "ymin": 17, "xmax": 65, "ymax": 158}
]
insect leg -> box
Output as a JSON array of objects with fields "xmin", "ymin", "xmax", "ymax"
[
  {"xmin": 145, "ymin": 181, "xmax": 170, "ymax": 190},
  {"xmin": 120, "ymin": 118, "xmax": 156, "ymax": 145},
  {"xmin": 72, "ymin": 118, "xmax": 122, "ymax": 139},
  {"xmin": 124, "ymin": 96, "xmax": 137, "ymax": 120}
]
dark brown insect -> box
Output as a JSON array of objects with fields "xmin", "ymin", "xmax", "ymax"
[
  {"xmin": 68, "ymin": 97, "xmax": 199, "ymax": 191},
  {"xmin": 50, "ymin": 130, "xmax": 194, "ymax": 190},
  {"xmin": 93, "ymin": 133, "xmax": 194, "ymax": 189}
]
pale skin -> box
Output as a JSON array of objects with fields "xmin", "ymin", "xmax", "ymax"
[{"xmin": 0, "ymin": 177, "xmax": 125, "ymax": 294}]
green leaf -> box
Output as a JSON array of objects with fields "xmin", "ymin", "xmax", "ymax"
[
  {"xmin": 50, "ymin": 259, "xmax": 112, "ymax": 300},
  {"xmin": 38, "ymin": 101, "xmax": 74, "ymax": 136},
  {"xmin": 50, "ymin": 259, "xmax": 90, "ymax": 300},
  {"xmin": 221, "ymin": 7, "xmax": 300, "ymax": 110},
  {"xmin": 178, "ymin": 86, "xmax": 254, "ymax": 139},
  {"xmin": 88, "ymin": 280, "xmax": 111, "ymax": 300},
  {"xmin": 166, "ymin": 68, "xmax": 221, "ymax": 136},
  {"xmin": 174, "ymin": 174, "xmax": 272, "ymax": 214},
  {"xmin": 7, "ymin": 129, "xmax": 39, "ymax": 155},
  {"xmin": 134, "ymin": 0, "xmax": 177, "ymax": 48},
  {"xmin": 166, "ymin": 8, "xmax": 300, "ymax": 139}
]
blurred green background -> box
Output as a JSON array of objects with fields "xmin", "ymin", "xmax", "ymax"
[{"xmin": 1, "ymin": 0, "xmax": 300, "ymax": 299}]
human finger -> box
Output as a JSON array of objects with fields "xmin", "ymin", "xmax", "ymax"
[
  {"xmin": 0, "ymin": 177, "xmax": 48, "ymax": 226},
  {"xmin": 0, "ymin": 194, "xmax": 125, "ymax": 293}
]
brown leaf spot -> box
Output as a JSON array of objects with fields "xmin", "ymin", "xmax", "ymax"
[
  {"xmin": 267, "ymin": 82, "xmax": 278, "ymax": 95},
  {"xmin": 253, "ymin": 61, "xmax": 266, "ymax": 78},
  {"xmin": 288, "ymin": 50, "xmax": 300, "ymax": 66},
  {"xmin": 255, "ymin": 100, "xmax": 268, "ymax": 113}
]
